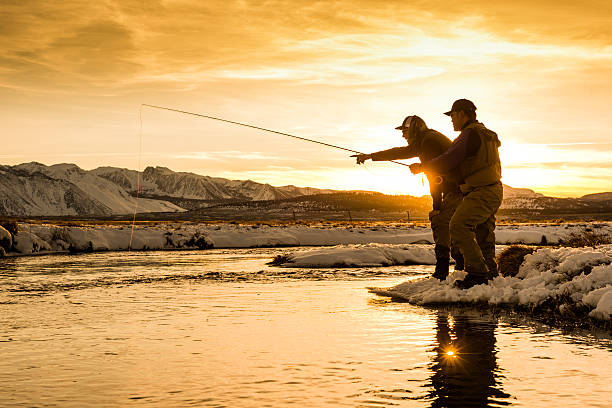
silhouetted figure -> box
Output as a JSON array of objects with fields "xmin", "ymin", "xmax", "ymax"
[
  {"xmin": 426, "ymin": 310, "xmax": 511, "ymax": 407},
  {"xmin": 353, "ymin": 115, "xmax": 464, "ymax": 280}
]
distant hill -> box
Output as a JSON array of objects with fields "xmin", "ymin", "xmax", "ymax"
[
  {"xmin": 502, "ymin": 185, "xmax": 543, "ymax": 198},
  {"xmin": 580, "ymin": 192, "xmax": 612, "ymax": 201}
]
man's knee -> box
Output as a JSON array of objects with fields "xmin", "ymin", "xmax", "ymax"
[{"xmin": 450, "ymin": 216, "xmax": 470, "ymax": 241}]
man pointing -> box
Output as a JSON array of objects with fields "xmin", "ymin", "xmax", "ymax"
[{"xmin": 354, "ymin": 115, "xmax": 463, "ymax": 280}]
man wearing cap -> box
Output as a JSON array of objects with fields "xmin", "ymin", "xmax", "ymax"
[
  {"xmin": 409, "ymin": 99, "xmax": 503, "ymax": 289},
  {"xmin": 353, "ymin": 115, "xmax": 464, "ymax": 280}
]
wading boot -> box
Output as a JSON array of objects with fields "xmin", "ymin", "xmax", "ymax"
[
  {"xmin": 451, "ymin": 246, "xmax": 464, "ymax": 271},
  {"xmin": 453, "ymin": 264, "xmax": 490, "ymax": 289},
  {"xmin": 432, "ymin": 258, "xmax": 449, "ymax": 281},
  {"xmin": 453, "ymin": 274, "xmax": 489, "ymax": 289},
  {"xmin": 432, "ymin": 245, "xmax": 450, "ymax": 281}
]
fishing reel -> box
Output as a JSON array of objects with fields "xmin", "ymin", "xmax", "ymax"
[{"xmin": 432, "ymin": 175, "xmax": 444, "ymax": 185}]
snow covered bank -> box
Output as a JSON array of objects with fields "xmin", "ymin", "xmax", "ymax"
[
  {"xmin": 0, "ymin": 221, "xmax": 610, "ymax": 256},
  {"xmin": 370, "ymin": 246, "xmax": 612, "ymax": 322},
  {"xmin": 3, "ymin": 223, "xmax": 436, "ymax": 255},
  {"xmin": 271, "ymin": 244, "xmax": 437, "ymax": 267}
]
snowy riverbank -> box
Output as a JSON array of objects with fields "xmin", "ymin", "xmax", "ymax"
[
  {"xmin": 1, "ymin": 221, "xmax": 611, "ymax": 256},
  {"xmin": 367, "ymin": 246, "xmax": 612, "ymax": 322},
  {"xmin": 1, "ymin": 221, "xmax": 610, "ymax": 322},
  {"xmin": 269, "ymin": 240, "xmax": 612, "ymax": 322}
]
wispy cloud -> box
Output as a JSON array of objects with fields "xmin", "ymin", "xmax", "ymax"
[{"xmin": 171, "ymin": 151, "xmax": 304, "ymax": 162}]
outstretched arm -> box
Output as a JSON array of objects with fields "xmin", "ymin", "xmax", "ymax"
[{"xmin": 352, "ymin": 145, "xmax": 417, "ymax": 165}]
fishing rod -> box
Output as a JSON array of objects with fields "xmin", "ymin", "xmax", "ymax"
[{"xmin": 141, "ymin": 104, "xmax": 412, "ymax": 168}]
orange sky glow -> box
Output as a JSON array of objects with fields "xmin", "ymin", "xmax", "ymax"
[{"xmin": 2, "ymin": 0, "xmax": 612, "ymax": 197}]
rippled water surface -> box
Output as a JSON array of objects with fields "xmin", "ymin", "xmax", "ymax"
[{"xmin": 1, "ymin": 248, "xmax": 611, "ymax": 407}]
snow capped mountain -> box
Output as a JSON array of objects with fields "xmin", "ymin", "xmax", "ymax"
[
  {"xmin": 1, "ymin": 163, "xmax": 337, "ymax": 217},
  {"xmin": 92, "ymin": 166, "xmax": 336, "ymax": 201},
  {"xmin": 0, "ymin": 163, "xmax": 183, "ymax": 217},
  {"xmin": 0, "ymin": 164, "xmax": 112, "ymax": 216}
]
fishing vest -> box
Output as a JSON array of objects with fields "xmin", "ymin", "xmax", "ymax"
[{"xmin": 458, "ymin": 122, "xmax": 502, "ymax": 188}]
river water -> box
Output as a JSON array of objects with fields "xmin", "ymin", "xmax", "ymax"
[{"xmin": 1, "ymin": 248, "xmax": 611, "ymax": 407}]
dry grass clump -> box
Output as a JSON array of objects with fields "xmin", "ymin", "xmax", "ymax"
[
  {"xmin": 498, "ymin": 245, "xmax": 535, "ymax": 277},
  {"xmin": 0, "ymin": 220, "xmax": 18, "ymax": 235},
  {"xmin": 267, "ymin": 254, "xmax": 293, "ymax": 266},
  {"xmin": 0, "ymin": 236, "xmax": 10, "ymax": 252},
  {"xmin": 0, "ymin": 221, "xmax": 17, "ymax": 252},
  {"xmin": 558, "ymin": 228, "xmax": 612, "ymax": 248},
  {"xmin": 185, "ymin": 233, "xmax": 213, "ymax": 249}
]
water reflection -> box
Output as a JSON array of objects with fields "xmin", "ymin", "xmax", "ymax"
[{"xmin": 426, "ymin": 309, "xmax": 511, "ymax": 407}]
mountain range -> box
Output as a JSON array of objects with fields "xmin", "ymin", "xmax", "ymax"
[
  {"xmin": 0, "ymin": 162, "xmax": 335, "ymax": 217},
  {"xmin": 0, "ymin": 162, "xmax": 610, "ymax": 218}
]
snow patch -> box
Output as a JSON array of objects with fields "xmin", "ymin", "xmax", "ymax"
[
  {"xmin": 13, "ymin": 230, "xmax": 52, "ymax": 254},
  {"xmin": 278, "ymin": 244, "xmax": 436, "ymax": 267},
  {"xmin": 371, "ymin": 247, "xmax": 612, "ymax": 321}
]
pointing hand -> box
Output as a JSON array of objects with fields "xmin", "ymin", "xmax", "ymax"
[
  {"xmin": 351, "ymin": 154, "xmax": 371, "ymax": 165},
  {"xmin": 409, "ymin": 163, "xmax": 423, "ymax": 174}
]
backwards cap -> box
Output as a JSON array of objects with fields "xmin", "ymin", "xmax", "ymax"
[{"xmin": 395, "ymin": 115, "xmax": 426, "ymax": 130}]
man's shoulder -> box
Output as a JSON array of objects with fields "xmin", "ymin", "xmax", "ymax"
[
  {"xmin": 465, "ymin": 122, "xmax": 499, "ymax": 143},
  {"xmin": 422, "ymin": 128, "xmax": 452, "ymax": 147},
  {"xmin": 465, "ymin": 121, "xmax": 495, "ymax": 133}
]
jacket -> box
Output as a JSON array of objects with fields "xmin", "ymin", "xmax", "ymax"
[{"xmin": 369, "ymin": 128, "xmax": 460, "ymax": 209}]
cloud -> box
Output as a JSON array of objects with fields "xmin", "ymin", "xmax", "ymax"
[
  {"xmin": 2, "ymin": 0, "xmax": 612, "ymax": 197},
  {"xmin": 2, "ymin": 0, "xmax": 612, "ymax": 92},
  {"xmin": 171, "ymin": 151, "xmax": 305, "ymax": 162},
  {"xmin": 505, "ymin": 161, "xmax": 612, "ymax": 171},
  {"xmin": 0, "ymin": 17, "xmax": 140, "ymax": 91}
]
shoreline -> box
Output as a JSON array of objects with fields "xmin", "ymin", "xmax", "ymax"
[{"xmin": 1, "ymin": 220, "xmax": 611, "ymax": 257}]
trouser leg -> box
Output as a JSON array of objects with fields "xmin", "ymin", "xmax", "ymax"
[
  {"xmin": 430, "ymin": 191, "xmax": 462, "ymax": 279},
  {"xmin": 450, "ymin": 184, "xmax": 502, "ymax": 279},
  {"xmin": 476, "ymin": 214, "xmax": 498, "ymax": 277}
]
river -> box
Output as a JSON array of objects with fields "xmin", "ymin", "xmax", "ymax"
[{"xmin": 1, "ymin": 248, "xmax": 610, "ymax": 407}]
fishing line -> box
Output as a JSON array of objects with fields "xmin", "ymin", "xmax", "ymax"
[
  {"xmin": 131, "ymin": 104, "xmax": 423, "ymax": 231},
  {"xmin": 129, "ymin": 105, "xmax": 144, "ymax": 251},
  {"xmin": 140, "ymin": 104, "xmax": 412, "ymax": 168}
]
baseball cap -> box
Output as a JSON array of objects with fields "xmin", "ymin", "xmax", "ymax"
[
  {"xmin": 444, "ymin": 99, "xmax": 477, "ymax": 116},
  {"xmin": 395, "ymin": 116, "xmax": 415, "ymax": 130}
]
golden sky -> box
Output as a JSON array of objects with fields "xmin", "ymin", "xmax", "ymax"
[{"xmin": 2, "ymin": 0, "xmax": 612, "ymax": 197}]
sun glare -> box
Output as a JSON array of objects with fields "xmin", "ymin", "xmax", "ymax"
[{"xmin": 333, "ymin": 165, "xmax": 431, "ymax": 196}]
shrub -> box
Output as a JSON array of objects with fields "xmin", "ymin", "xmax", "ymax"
[
  {"xmin": 559, "ymin": 229, "xmax": 612, "ymax": 248},
  {"xmin": 498, "ymin": 245, "xmax": 535, "ymax": 277},
  {"xmin": 186, "ymin": 233, "xmax": 213, "ymax": 249},
  {"xmin": 0, "ymin": 237, "xmax": 10, "ymax": 252},
  {"xmin": 1, "ymin": 221, "xmax": 18, "ymax": 235},
  {"xmin": 267, "ymin": 254, "xmax": 293, "ymax": 266},
  {"xmin": 51, "ymin": 227, "xmax": 70, "ymax": 243}
]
